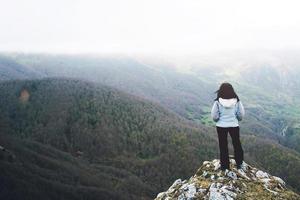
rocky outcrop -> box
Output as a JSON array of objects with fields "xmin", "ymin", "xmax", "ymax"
[{"xmin": 155, "ymin": 158, "xmax": 299, "ymax": 200}]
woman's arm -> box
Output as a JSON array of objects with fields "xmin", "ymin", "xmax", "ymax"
[
  {"xmin": 211, "ymin": 101, "xmax": 220, "ymax": 122},
  {"xmin": 236, "ymin": 101, "xmax": 245, "ymax": 121}
]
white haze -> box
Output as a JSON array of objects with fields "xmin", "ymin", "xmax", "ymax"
[{"xmin": 1, "ymin": 0, "xmax": 300, "ymax": 55}]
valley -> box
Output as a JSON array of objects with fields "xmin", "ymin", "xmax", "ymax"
[{"xmin": 0, "ymin": 52, "xmax": 300, "ymax": 199}]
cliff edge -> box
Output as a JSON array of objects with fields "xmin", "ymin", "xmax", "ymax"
[{"xmin": 155, "ymin": 158, "xmax": 299, "ymax": 200}]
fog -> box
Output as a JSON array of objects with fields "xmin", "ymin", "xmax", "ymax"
[{"xmin": 1, "ymin": 0, "xmax": 300, "ymax": 55}]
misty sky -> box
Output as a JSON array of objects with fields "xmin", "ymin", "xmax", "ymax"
[{"xmin": 1, "ymin": 0, "xmax": 300, "ymax": 54}]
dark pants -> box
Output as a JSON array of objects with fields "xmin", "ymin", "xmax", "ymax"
[{"xmin": 216, "ymin": 126, "xmax": 244, "ymax": 169}]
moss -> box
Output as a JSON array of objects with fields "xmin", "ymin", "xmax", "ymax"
[{"xmin": 236, "ymin": 181, "xmax": 300, "ymax": 200}]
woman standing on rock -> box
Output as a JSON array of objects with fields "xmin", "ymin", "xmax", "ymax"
[{"xmin": 211, "ymin": 82, "xmax": 245, "ymax": 171}]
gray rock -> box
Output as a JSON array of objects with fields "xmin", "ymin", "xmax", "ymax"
[
  {"xmin": 256, "ymin": 170, "xmax": 269, "ymax": 179},
  {"xmin": 226, "ymin": 171, "xmax": 237, "ymax": 180}
]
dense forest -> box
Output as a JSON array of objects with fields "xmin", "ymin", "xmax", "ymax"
[
  {"xmin": 4, "ymin": 53, "xmax": 300, "ymax": 153},
  {"xmin": 0, "ymin": 79, "xmax": 218, "ymax": 199},
  {"xmin": 0, "ymin": 78, "xmax": 300, "ymax": 199}
]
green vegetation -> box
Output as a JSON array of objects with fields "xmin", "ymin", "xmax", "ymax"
[
  {"xmin": 1, "ymin": 53, "xmax": 300, "ymax": 198},
  {"xmin": 0, "ymin": 79, "xmax": 219, "ymax": 199}
]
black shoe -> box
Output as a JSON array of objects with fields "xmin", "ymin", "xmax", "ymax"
[
  {"xmin": 236, "ymin": 163, "xmax": 243, "ymax": 169},
  {"xmin": 220, "ymin": 167, "xmax": 229, "ymax": 171}
]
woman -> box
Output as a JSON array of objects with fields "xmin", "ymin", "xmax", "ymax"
[{"xmin": 211, "ymin": 82, "xmax": 245, "ymax": 171}]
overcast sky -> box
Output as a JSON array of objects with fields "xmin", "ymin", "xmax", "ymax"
[{"xmin": 1, "ymin": 0, "xmax": 300, "ymax": 54}]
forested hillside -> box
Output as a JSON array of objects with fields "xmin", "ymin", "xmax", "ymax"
[
  {"xmin": 3, "ymin": 53, "xmax": 300, "ymax": 153},
  {"xmin": 0, "ymin": 79, "xmax": 218, "ymax": 199},
  {"xmin": 0, "ymin": 78, "xmax": 300, "ymax": 200}
]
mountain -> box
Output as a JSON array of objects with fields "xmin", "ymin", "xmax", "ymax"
[
  {"xmin": 0, "ymin": 78, "xmax": 219, "ymax": 199},
  {"xmin": 0, "ymin": 78, "xmax": 300, "ymax": 200},
  {"xmin": 1, "ymin": 52, "xmax": 300, "ymax": 197},
  {"xmin": 4, "ymin": 52, "xmax": 300, "ymax": 153},
  {"xmin": 0, "ymin": 55, "xmax": 42, "ymax": 80},
  {"xmin": 155, "ymin": 158, "xmax": 300, "ymax": 200}
]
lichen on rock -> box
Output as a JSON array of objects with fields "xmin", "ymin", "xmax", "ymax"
[{"xmin": 155, "ymin": 158, "xmax": 299, "ymax": 200}]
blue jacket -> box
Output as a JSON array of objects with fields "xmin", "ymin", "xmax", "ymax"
[{"xmin": 211, "ymin": 98, "xmax": 245, "ymax": 127}]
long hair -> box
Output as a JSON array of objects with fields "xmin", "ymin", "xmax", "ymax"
[{"xmin": 215, "ymin": 82, "xmax": 239, "ymax": 101}]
